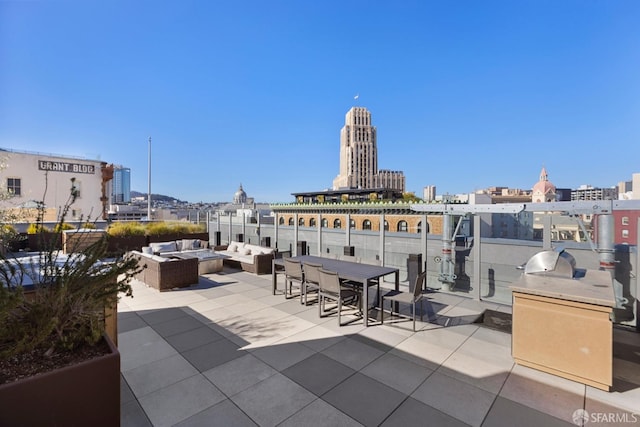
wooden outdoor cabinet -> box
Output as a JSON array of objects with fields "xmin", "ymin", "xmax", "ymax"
[{"xmin": 510, "ymin": 269, "xmax": 615, "ymax": 391}]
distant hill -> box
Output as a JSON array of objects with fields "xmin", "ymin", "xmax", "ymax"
[{"xmin": 131, "ymin": 190, "xmax": 186, "ymax": 204}]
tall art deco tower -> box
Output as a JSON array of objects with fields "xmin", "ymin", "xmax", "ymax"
[{"xmin": 333, "ymin": 107, "xmax": 405, "ymax": 192}]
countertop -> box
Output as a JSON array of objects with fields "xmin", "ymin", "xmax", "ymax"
[{"xmin": 510, "ymin": 269, "xmax": 616, "ymax": 307}]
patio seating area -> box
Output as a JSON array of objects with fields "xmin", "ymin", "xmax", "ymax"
[{"xmin": 119, "ymin": 266, "xmax": 640, "ymax": 427}]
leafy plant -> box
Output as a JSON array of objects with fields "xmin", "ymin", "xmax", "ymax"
[
  {"xmin": 0, "ymin": 177, "xmax": 141, "ymax": 365},
  {"xmin": 26, "ymin": 223, "xmax": 50, "ymax": 234},
  {"xmin": 106, "ymin": 221, "xmax": 145, "ymax": 237},
  {"xmin": 144, "ymin": 221, "xmax": 172, "ymax": 236},
  {"xmin": 53, "ymin": 222, "xmax": 76, "ymax": 232},
  {"xmin": 155, "ymin": 221, "xmax": 207, "ymax": 235},
  {"xmin": 106, "ymin": 220, "xmax": 205, "ymax": 238},
  {"xmin": 0, "ymin": 224, "xmax": 18, "ymax": 252}
]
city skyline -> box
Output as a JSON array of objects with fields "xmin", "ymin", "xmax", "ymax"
[{"xmin": 1, "ymin": 1, "xmax": 639, "ymax": 203}]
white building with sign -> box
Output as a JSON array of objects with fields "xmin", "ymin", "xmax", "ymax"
[{"xmin": 0, "ymin": 148, "xmax": 112, "ymax": 224}]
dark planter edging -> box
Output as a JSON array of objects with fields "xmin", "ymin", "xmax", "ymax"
[
  {"xmin": 107, "ymin": 234, "xmax": 148, "ymax": 256},
  {"xmin": 27, "ymin": 232, "xmax": 63, "ymax": 252},
  {"xmin": 0, "ymin": 334, "xmax": 120, "ymax": 427},
  {"xmin": 108, "ymin": 232, "xmax": 209, "ymax": 255},
  {"xmin": 147, "ymin": 232, "xmax": 209, "ymax": 243}
]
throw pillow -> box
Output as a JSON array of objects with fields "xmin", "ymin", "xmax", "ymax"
[
  {"xmin": 149, "ymin": 241, "xmax": 177, "ymax": 253},
  {"xmin": 181, "ymin": 239, "xmax": 198, "ymax": 251},
  {"xmin": 240, "ymin": 247, "xmax": 251, "ymax": 255},
  {"xmin": 228, "ymin": 244, "xmax": 238, "ymax": 252}
]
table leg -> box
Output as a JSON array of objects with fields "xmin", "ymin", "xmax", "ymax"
[
  {"xmin": 272, "ymin": 260, "xmax": 277, "ymax": 295},
  {"xmin": 393, "ymin": 271, "xmax": 400, "ymax": 314},
  {"xmin": 363, "ymin": 278, "xmax": 368, "ymax": 327}
]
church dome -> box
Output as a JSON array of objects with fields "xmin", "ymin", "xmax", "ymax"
[
  {"xmin": 532, "ymin": 167, "xmax": 556, "ymax": 202},
  {"xmin": 233, "ymin": 184, "xmax": 247, "ymax": 204}
]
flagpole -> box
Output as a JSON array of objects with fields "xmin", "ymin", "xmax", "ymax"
[{"xmin": 147, "ymin": 136, "xmax": 151, "ymax": 221}]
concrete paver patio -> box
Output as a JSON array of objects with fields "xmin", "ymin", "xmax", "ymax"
[{"xmin": 119, "ymin": 268, "xmax": 640, "ymax": 427}]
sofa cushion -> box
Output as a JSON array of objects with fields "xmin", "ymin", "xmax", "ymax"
[
  {"xmin": 181, "ymin": 239, "xmax": 200, "ymax": 251},
  {"xmin": 150, "ymin": 241, "xmax": 177, "ymax": 253},
  {"xmin": 245, "ymin": 244, "xmax": 274, "ymax": 255}
]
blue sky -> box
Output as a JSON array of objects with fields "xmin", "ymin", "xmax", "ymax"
[{"xmin": 1, "ymin": 1, "xmax": 639, "ymax": 203}]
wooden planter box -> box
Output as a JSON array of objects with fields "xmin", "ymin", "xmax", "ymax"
[
  {"xmin": 63, "ymin": 229, "xmax": 107, "ymax": 254},
  {"xmin": 0, "ymin": 334, "xmax": 120, "ymax": 427}
]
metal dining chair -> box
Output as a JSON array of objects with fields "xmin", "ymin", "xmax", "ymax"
[
  {"xmin": 317, "ymin": 268, "xmax": 360, "ymax": 326},
  {"xmin": 380, "ymin": 271, "xmax": 428, "ymax": 331},
  {"xmin": 283, "ymin": 257, "xmax": 304, "ymax": 299},
  {"xmin": 301, "ymin": 261, "xmax": 323, "ymax": 305}
]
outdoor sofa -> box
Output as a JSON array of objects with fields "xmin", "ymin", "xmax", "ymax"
[
  {"xmin": 214, "ymin": 241, "xmax": 276, "ymax": 275},
  {"xmin": 143, "ymin": 238, "xmax": 225, "ymax": 274},
  {"xmin": 128, "ymin": 251, "xmax": 199, "ymax": 291},
  {"xmin": 145, "ymin": 238, "xmax": 210, "ymax": 257}
]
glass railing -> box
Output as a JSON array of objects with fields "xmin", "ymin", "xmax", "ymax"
[{"xmin": 209, "ymin": 219, "xmax": 638, "ymax": 328}]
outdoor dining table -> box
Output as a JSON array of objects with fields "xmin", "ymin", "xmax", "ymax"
[{"xmin": 272, "ymin": 255, "xmax": 400, "ymax": 327}]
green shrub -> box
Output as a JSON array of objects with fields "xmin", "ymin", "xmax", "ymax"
[
  {"xmin": 144, "ymin": 222, "xmax": 172, "ymax": 236},
  {"xmin": 26, "ymin": 223, "xmax": 50, "ymax": 234},
  {"xmin": 80, "ymin": 222, "xmax": 97, "ymax": 229},
  {"xmin": 186, "ymin": 223, "xmax": 206, "ymax": 233},
  {"xmin": 106, "ymin": 221, "xmax": 205, "ymax": 237},
  {"xmin": 107, "ymin": 222, "xmax": 145, "ymax": 237},
  {"xmin": 164, "ymin": 222, "xmax": 206, "ymax": 234},
  {"xmin": 1, "ymin": 224, "xmax": 17, "ymax": 237},
  {"xmin": 53, "ymin": 223, "xmax": 75, "ymax": 233},
  {"xmin": 0, "ymin": 224, "xmax": 19, "ymax": 250}
]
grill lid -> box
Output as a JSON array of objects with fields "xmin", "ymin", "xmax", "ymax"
[{"xmin": 524, "ymin": 248, "xmax": 576, "ymax": 278}]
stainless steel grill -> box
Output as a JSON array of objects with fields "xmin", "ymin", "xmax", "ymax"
[{"xmin": 523, "ymin": 248, "xmax": 577, "ymax": 279}]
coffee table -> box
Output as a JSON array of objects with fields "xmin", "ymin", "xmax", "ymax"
[{"xmin": 165, "ymin": 250, "xmax": 225, "ymax": 274}]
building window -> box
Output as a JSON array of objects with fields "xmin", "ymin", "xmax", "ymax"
[
  {"xmin": 397, "ymin": 221, "xmax": 408, "ymax": 232},
  {"xmin": 321, "ymin": 218, "xmax": 328, "ymax": 228},
  {"xmin": 333, "ymin": 219, "xmax": 341, "ymax": 229},
  {"xmin": 298, "ymin": 218, "xmax": 305, "ymax": 226},
  {"xmin": 288, "ymin": 218, "xmax": 294, "ymax": 226},
  {"xmin": 72, "ymin": 180, "xmax": 81, "ymax": 198},
  {"xmin": 622, "ymin": 216, "xmax": 629, "ymax": 226},
  {"xmin": 279, "ymin": 217, "xmax": 285, "ymax": 225},
  {"xmin": 363, "ymin": 219, "xmax": 371, "ymax": 230},
  {"xmin": 384, "ymin": 220, "xmax": 389, "ymax": 231},
  {"xmin": 309, "ymin": 218, "xmax": 316, "ymax": 227},
  {"xmin": 416, "ymin": 221, "xmax": 421, "ymax": 233},
  {"xmin": 7, "ymin": 178, "xmax": 21, "ymax": 196},
  {"xmin": 350, "ymin": 219, "xmax": 355, "ymax": 229},
  {"xmin": 622, "ymin": 229, "xmax": 629, "ymax": 238}
]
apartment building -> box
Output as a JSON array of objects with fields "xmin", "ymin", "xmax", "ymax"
[{"xmin": 572, "ymin": 185, "xmax": 618, "ymax": 201}]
